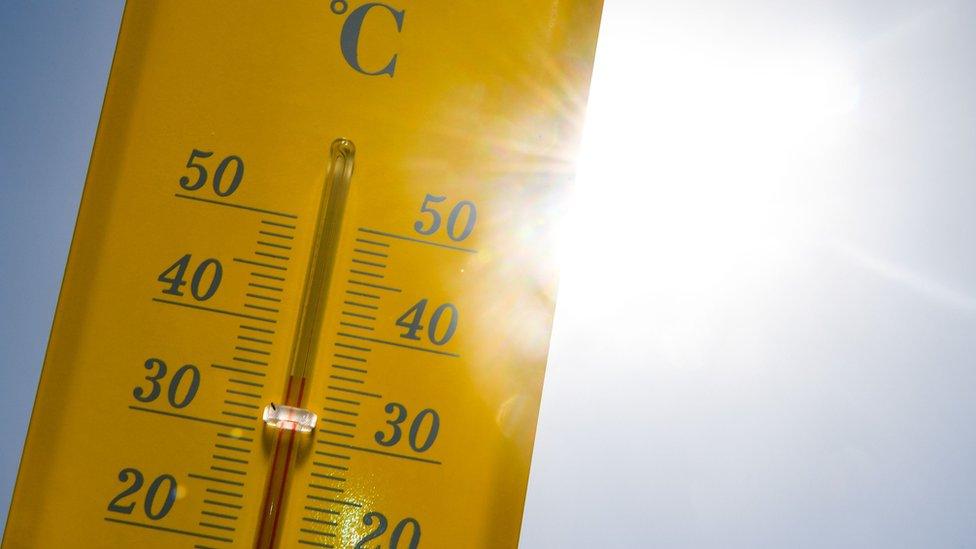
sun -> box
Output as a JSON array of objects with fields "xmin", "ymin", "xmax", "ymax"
[{"xmin": 556, "ymin": 25, "xmax": 859, "ymax": 358}]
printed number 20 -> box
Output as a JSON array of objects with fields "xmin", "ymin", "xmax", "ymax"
[
  {"xmin": 355, "ymin": 512, "xmax": 421, "ymax": 549},
  {"xmin": 106, "ymin": 468, "xmax": 176, "ymax": 521}
]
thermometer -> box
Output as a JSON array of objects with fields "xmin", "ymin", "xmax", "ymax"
[{"xmin": 3, "ymin": 1, "xmax": 602, "ymax": 547}]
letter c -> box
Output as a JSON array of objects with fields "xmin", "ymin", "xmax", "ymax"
[{"xmin": 340, "ymin": 3, "xmax": 405, "ymax": 77}]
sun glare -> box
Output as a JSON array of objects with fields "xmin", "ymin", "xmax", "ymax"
[{"xmin": 557, "ymin": 24, "xmax": 859, "ymax": 357}]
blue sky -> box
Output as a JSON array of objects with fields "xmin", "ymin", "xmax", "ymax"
[{"xmin": 0, "ymin": 0, "xmax": 123, "ymax": 531}]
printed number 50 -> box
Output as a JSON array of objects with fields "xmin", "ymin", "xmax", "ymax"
[{"xmin": 413, "ymin": 194, "xmax": 476, "ymax": 241}]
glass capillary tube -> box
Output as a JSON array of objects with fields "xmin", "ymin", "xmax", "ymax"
[{"xmin": 254, "ymin": 139, "xmax": 356, "ymax": 549}]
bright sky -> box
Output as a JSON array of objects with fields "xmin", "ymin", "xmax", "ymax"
[
  {"xmin": 523, "ymin": 0, "xmax": 976, "ymax": 546},
  {"xmin": 3, "ymin": 1, "xmax": 976, "ymax": 545}
]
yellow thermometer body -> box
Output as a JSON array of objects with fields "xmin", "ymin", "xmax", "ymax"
[{"xmin": 3, "ymin": 1, "xmax": 602, "ymax": 547}]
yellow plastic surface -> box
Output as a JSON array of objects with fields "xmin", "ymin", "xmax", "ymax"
[{"xmin": 3, "ymin": 1, "xmax": 602, "ymax": 547}]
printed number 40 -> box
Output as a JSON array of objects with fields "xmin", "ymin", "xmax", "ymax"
[
  {"xmin": 158, "ymin": 254, "xmax": 222, "ymax": 301},
  {"xmin": 396, "ymin": 299, "xmax": 457, "ymax": 346}
]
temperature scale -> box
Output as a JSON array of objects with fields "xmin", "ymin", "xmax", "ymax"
[{"xmin": 3, "ymin": 1, "xmax": 602, "ymax": 547}]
